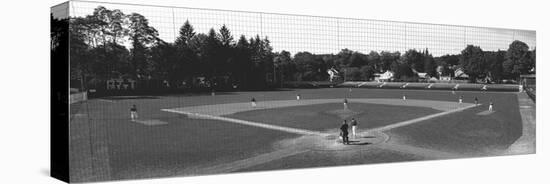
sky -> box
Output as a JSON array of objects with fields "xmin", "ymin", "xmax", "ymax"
[{"xmin": 55, "ymin": 0, "xmax": 536, "ymax": 56}]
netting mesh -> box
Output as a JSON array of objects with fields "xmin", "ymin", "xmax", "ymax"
[{"xmin": 67, "ymin": 0, "xmax": 536, "ymax": 56}]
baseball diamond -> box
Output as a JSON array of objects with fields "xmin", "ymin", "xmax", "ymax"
[{"xmin": 68, "ymin": 88, "xmax": 535, "ymax": 182}]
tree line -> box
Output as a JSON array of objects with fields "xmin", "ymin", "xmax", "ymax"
[{"xmin": 58, "ymin": 6, "xmax": 536, "ymax": 92}]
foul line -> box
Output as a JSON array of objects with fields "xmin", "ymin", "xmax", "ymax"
[
  {"xmin": 370, "ymin": 104, "xmax": 479, "ymax": 132},
  {"xmin": 161, "ymin": 109, "xmax": 328, "ymax": 136}
]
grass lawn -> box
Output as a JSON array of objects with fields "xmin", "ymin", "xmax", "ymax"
[{"xmin": 69, "ymin": 88, "xmax": 525, "ymax": 181}]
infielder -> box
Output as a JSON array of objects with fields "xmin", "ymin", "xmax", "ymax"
[{"xmin": 351, "ymin": 118, "xmax": 358, "ymax": 139}]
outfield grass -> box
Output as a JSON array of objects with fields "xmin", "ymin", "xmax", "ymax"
[{"xmin": 387, "ymin": 92, "xmax": 522, "ymax": 156}]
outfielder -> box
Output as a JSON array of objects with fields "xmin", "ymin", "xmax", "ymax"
[
  {"xmin": 343, "ymin": 98, "xmax": 349, "ymax": 110},
  {"xmin": 251, "ymin": 97, "xmax": 257, "ymax": 107},
  {"xmin": 130, "ymin": 104, "xmax": 138, "ymax": 121}
]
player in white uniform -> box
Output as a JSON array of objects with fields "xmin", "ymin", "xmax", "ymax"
[
  {"xmin": 343, "ymin": 98, "xmax": 349, "ymax": 110},
  {"xmin": 350, "ymin": 118, "xmax": 358, "ymax": 139},
  {"xmin": 251, "ymin": 97, "xmax": 257, "ymax": 107},
  {"xmin": 130, "ymin": 105, "xmax": 138, "ymax": 121}
]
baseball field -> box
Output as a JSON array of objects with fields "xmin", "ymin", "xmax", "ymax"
[{"xmin": 68, "ymin": 87, "xmax": 535, "ymax": 182}]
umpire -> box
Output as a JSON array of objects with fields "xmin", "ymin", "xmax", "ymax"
[{"xmin": 340, "ymin": 120, "xmax": 350, "ymax": 145}]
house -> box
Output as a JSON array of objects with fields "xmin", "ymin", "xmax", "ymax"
[
  {"xmin": 374, "ymin": 70, "xmax": 394, "ymax": 82},
  {"xmin": 454, "ymin": 68, "xmax": 469, "ymax": 79}
]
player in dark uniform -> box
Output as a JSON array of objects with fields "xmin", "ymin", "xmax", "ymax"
[
  {"xmin": 474, "ymin": 97, "xmax": 479, "ymax": 105},
  {"xmin": 340, "ymin": 120, "xmax": 350, "ymax": 145}
]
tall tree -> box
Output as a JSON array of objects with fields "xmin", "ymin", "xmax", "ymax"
[
  {"xmin": 274, "ymin": 50, "xmax": 294, "ymax": 83},
  {"xmin": 423, "ymin": 49, "xmax": 436, "ymax": 77},
  {"xmin": 484, "ymin": 50, "xmax": 506, "ymax": 82},
  {"xmin": 379, "ymin": 51, "xmax": 399, "ymax": 72},
  {"xmin": 127, "ymin": 13, "xmax": 159, "ymax": 78},
  {"xmin": 402, "ymin": 49, "xmax": 423, "ymax": 72},
  {"xmin": 503, "ymin": 40, "xmax": 531, "ymax": 78},
  {"xmin": 459, "ymin": 45, "xmax": 485, "ymax": 82},
  {"xmin": 234, "ymin": 35, "xmax": 253, "ymax": 88},
  {"xmin": 174, "ymin": 20, "xmax": 195, "ymax": 47}
]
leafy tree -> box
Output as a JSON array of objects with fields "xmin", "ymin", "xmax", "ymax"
[
  {"xmin": 274, "ymin": 50, "xmax": 294, "ymax": 83},
  {"xmin": 402, "ymin": 49, "xmax": 424, "ymax": 72},
  {"xmin": 483, "ymin": 50, "xmax": 505, "ymax": 83},
  {"xmin": 379, "ymin": 51, "xmax": 400, "ymax": 72},
  {"xmin": 127, "ymin": 13, "xmax": 159, "ymax": 78},
  {"xmin": 460, "ymin": 45, "xmax": 485, "ymax": 82},
  {"xmin": 367, "ymin": 51, "xmax": 381, "ymax": 71},
  {"xmin": 423, "ymin": 49, "xmax": 436, "ymax": 77},
  {"xmin": 348, "ymin": 52, "xmax": 368, "ymax": 68},
  {"xmin": 293, "ymin": 52, "xmax": 316, "ymax": 81},
  {"xmin": 344, "ymin": 67, "xmax": 362, "ymax": 81},
  {"xmin": 360, "ymin": 65, "xmax": 376, "ymax": 80},
  {"xmin": 503, "ymin": 40, "xmax": 532, "ymax": 79},
  {"xmin": 335, "ymin": 49, "xmax": 353, "ymax": 67}
]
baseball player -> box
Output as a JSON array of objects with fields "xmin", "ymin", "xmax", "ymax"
[
  {"xmin": 130, "ymin": 104, "xmax": 138, "ymax": 121},
  {"xmin": 351, "ymin": 118, "xmax": 358, "ymax": 139},
  {"xmin": 251, "ymin": 97, "xmax": 257, "ymax": 107},
  {"xmin": 343, "ymin": 98, "xmax": 349, "ymax": 110}
]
